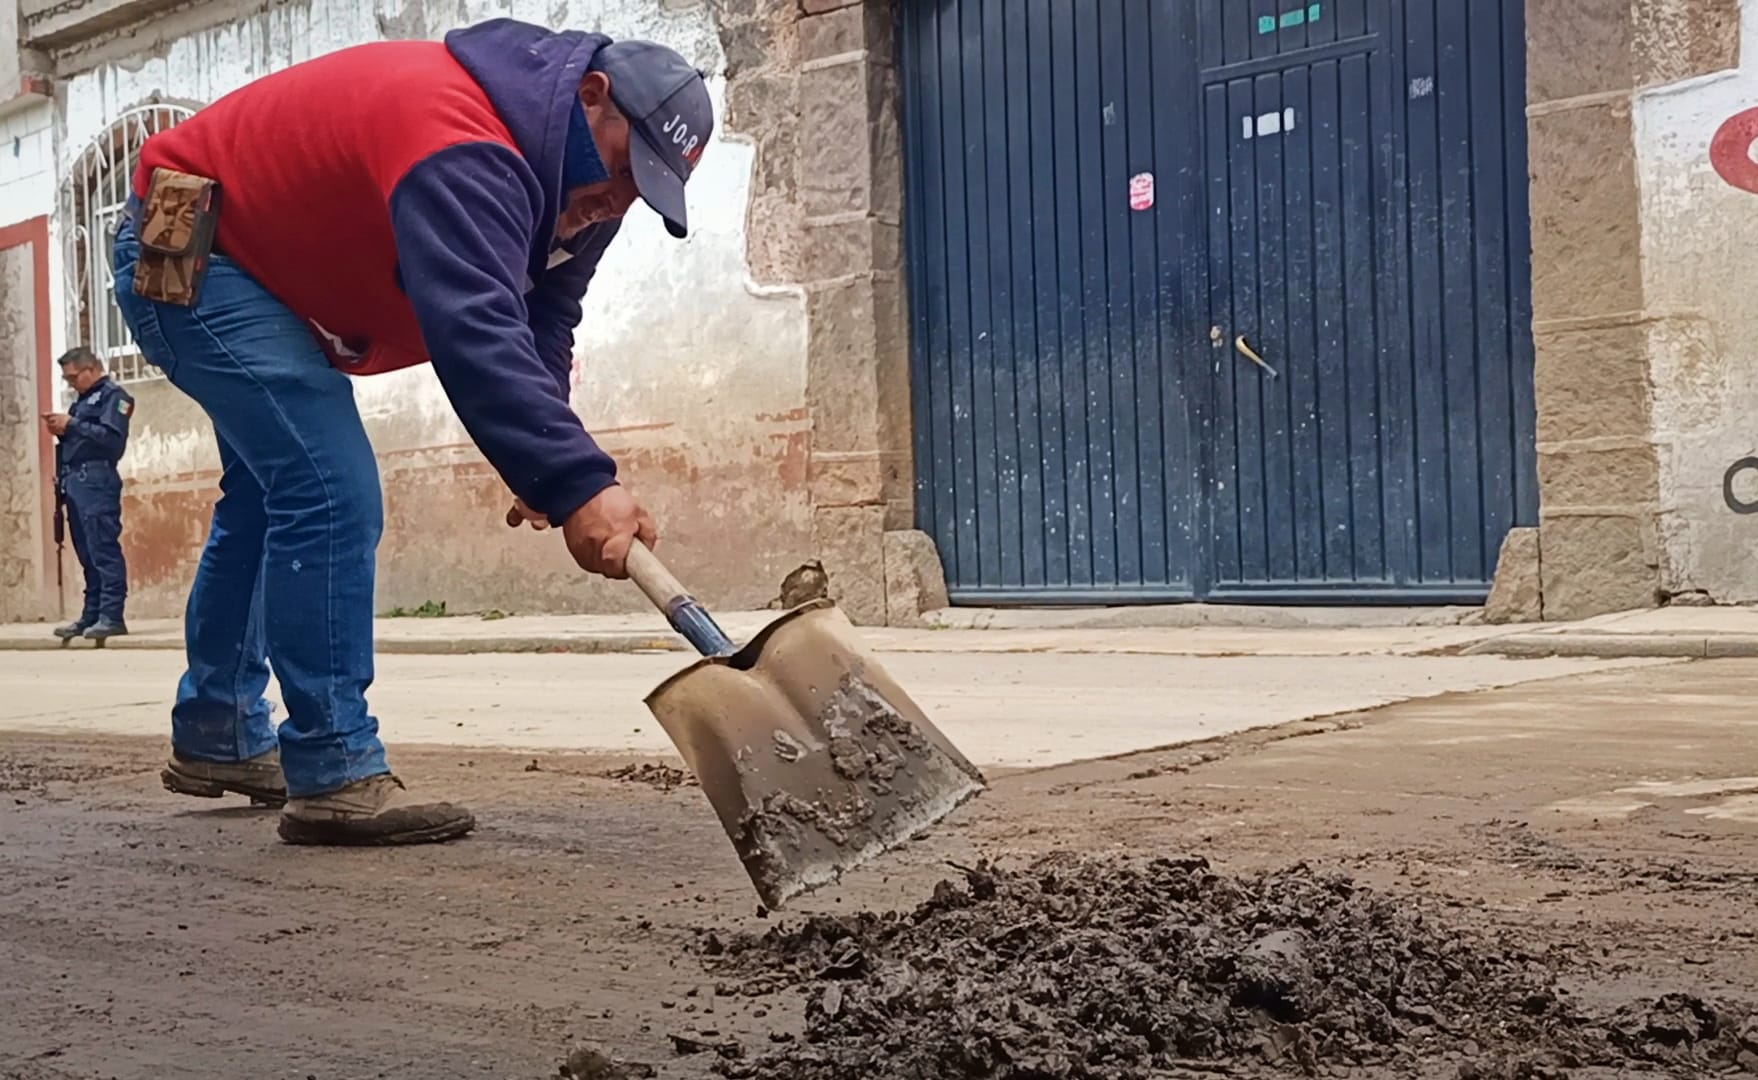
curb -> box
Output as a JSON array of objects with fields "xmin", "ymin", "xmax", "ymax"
[
  {"xmin": 1461, "ymin": 633, "xmax": 1758, "ymax": 659},
  {"xmin": 26, "ymin": 628, "xmax": 1742, "ymax": 661},
  {"xmin": 0, "ymin": 633, "xmax": 691, "ymax": 656},
  {"xmin": 377, "ymin": 635, "xmax": 687, "ymax": 655}
]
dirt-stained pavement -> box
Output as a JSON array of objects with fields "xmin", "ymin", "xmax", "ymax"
[{"xmin": 4, "ymin": 656, "xmax": 1758, "ymax": 1079}]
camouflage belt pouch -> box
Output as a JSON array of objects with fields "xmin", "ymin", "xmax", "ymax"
[{"xmin": 133, "ymin": 167, "xmax": 221, "ymax": 307}]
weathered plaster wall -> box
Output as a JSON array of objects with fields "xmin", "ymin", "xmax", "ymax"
[
  {"xmin": 1634, "ymin": 0, "xmax": 1758, "ymax": 602},
  {"xmin": 0, "ymin": 102, "xmax": 54, "ymax": 227},
  {"xmin": 55, "ymin": 0, "xmax": 815, "ymax": 618}
]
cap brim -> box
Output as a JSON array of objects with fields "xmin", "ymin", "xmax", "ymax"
[{"xmin": 630, "ymin": 128, "xmax": 689, "ymax": 239}]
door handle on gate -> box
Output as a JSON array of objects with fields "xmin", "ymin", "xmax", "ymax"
[{"xmin": 1235, "ymin": 336, "xmax": 1280, "ymax": 379}]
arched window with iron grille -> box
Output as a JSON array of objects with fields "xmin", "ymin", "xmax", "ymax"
[{"xmin": 59, "ymin": 100, "xmax": 197, "ymax": 385}]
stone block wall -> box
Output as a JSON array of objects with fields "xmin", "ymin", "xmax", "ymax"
[
  {"xmin": 1518, "ymin": 0, "xmax": 1741, "ymax": 619},
  {"xmin": 718, "ymin": 0, "xmax": 942, "ymax": 625}
]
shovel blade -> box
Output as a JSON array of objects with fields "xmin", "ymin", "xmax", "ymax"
[{"xmin": 645, "ymin": 600, "xmax": 986, "ymax": 909}]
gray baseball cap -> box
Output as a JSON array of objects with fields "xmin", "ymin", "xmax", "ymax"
[{"xmin": 590, "ymin": 40, "xmax": 713, "ymax": 239}]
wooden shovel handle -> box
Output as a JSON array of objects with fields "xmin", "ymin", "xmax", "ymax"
[
  {"xmin": 625, "ymin": 542, "xmax": 737, "ymax": 658},
  {"xmin": 503, "ymin": 505, "xmax": 733, "ymax": 656},
  {"xmin": 625, "ymin": 540, "xmax": 688, "ymax": 611}
]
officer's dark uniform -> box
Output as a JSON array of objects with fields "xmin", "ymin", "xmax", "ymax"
[{"xmin": 57, "ymin": 376, "xmax": 133, "ymax": 637}]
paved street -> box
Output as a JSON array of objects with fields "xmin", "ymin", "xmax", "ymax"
[
  {"xmin": 5, "ymin": 0, "xmax": 1754, "ymax": 1074},
  {"xmin": 5, "ymin": 638, "xmax": 1758, "ymax": 1078}
]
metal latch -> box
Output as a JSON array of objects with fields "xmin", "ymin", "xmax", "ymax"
[{"xmin": 1234, "ymin": 335, "xmax": 1280, "ymax": 379}]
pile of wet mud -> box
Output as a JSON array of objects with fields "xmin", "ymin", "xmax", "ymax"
[
  {"xmin": 695, "ymin": 854, "xmax": 1757, "ymax": 1079},
  {"xmin": 602, "ymin": 762, "xmax": 697, "ymax": 792}
]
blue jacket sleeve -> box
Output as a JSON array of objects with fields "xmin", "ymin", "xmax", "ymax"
[
  {"xmin": 71, "ymin": 388, "xmax": 131, "ymax": 460},
  {"xmin": 388, "ymin": 142, "xmax": 618, "ymax": 524},
  {"xmin": 527, "ymin": 220, "xmax": 620, "ymax": 396}
]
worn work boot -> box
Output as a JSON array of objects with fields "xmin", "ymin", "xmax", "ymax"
[
  {"xmin": 83, "ymin": 619, "xmax": 128, "ymax": 642},
  {"xmin": 52, "ymin": 620, "xmax": 90, "ymax": 641},
  {"xmin": 161, "ymin": 748, "xmax": 289, "ymax": 807},
  {"xmin": 277, "ymin": 774, "xmax": 475, "ymax": 846}
]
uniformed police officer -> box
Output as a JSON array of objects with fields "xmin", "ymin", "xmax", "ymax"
[{"xmin": 41, "ymin": 346, "xmax": 133, "ymax": 642}]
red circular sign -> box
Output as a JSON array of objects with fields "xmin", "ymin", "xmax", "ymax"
[{"xmin": 1710, "ymin": 107, "xmax": 1758, "ymax": 194}]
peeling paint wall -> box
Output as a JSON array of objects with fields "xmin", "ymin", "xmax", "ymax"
[
  {"xmin": 0, "ymin": 102, "xmax": 55, "ymax": 227},
  {"xmin": 1635, "ymin": 0, "xmax": 1758, "ymax": 601},
  {"xmin": 52, "ymin": 0, "xmax": 812, "ymax": 617}
]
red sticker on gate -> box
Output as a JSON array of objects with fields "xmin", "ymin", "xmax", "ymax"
[{"xmin": 1129, "ymin": 172, "xmax": 1155, "ymax": 211}]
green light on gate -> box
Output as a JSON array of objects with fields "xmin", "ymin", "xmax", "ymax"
[{"xmin": 1259, "ymin": 3, "xmax": 1323, "ymax": 33}]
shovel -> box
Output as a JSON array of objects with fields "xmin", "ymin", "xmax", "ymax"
[{"xmin": 623, "ymin": 540, "xmax": 987, "ymax": 909}]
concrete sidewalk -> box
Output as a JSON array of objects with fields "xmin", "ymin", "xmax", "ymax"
[
  {"xmin": 0, "ymin": 607, "xmax": 1536, "ymax": 658},
  {"xmin": 0, "ymin": 611, "xmax": 750, "ymax": 656},
  {"xmin": 0, "ymin": 643, "xmax": 1658, "ymax": 769},
  {"xmin": 1464, "ymin": 606, "xmax": 1758, "ymax": 659},
  {"xmin": 22, "ymin": 603, "xmax": 1758, "ymax": 659}
]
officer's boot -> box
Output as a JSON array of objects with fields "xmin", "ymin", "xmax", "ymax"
[
  {"xmin": 161, "ymin": 748, "xmax": 288, "ymax": 807},
  {"xmin": 83, "ymin": 618, "xmax": 128, "ymax": 642},
  {"xmin": 52, "ymin": 620, "xmax": 91, "ymax": 641},
  {"xmin": 278, "ymin": 774, "xmax": 475, "ymax": 846}
]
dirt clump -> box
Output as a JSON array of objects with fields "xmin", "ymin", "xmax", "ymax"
[
  {"xmin": 695, "ymin": 854, "xmax": 1756, "ymax": 1079},
  {"xmin": 558, "ymin": 1043, "xmax": 655, "ymax": 1079},
  {"xmin": 601, "ymin": 762, "xmax": 697, "ymax": 792},
  {"xmin": 771, "ymin": 560, "xmax": 829, "ymax": 609},
  {"xmin": 0, "ymin": 754, "xmax": 136, "ymax": 793}
]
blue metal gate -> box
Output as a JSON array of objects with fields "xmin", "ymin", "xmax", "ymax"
[{"xmin": 900, "ymin": 0, "xmax": 1536, "ymax": 604}]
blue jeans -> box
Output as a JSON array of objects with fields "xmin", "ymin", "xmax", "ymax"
[
  {"xmin": 113, "ymin": 217, "xmax": 388, "ymax": 798},
  {"xmin": 62, "ymin": 463, "xmax": 127, "ymax": 624}
]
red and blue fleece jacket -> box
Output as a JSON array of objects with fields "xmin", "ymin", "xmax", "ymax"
[{"xmin": 133, "ymin": 19, "xmax": 627, "ymax": 524}]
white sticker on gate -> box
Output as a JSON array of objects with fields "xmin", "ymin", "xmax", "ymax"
[{"xmin": 1242, "ymin": 108, "xmax": 1298, "ymax": 140}]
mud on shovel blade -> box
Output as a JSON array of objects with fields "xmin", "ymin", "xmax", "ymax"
[{"xmin": 626, "ymin": 543, "xmax": 986, "ymax": 910}]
